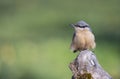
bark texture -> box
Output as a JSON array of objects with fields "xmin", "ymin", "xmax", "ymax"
[{"xmin": 69, "ymin": 50, "xmax": 112, "ymax": 79}]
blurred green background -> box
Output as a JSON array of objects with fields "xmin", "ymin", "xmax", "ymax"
[{"xmin": 0, "ymin": 0, "xmax": 120, "ymax": 79}]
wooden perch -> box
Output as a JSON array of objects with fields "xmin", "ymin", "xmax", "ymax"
[{"xmin": 69, "ymin": 50, "xmax": 112, "ymax": 79}]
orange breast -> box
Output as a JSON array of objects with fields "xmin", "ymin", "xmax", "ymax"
[{"xmin": 75, "ymin": 30, "xmax": 96, "ymax": 50}]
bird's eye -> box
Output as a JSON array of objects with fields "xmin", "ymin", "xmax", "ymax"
[
  {"xmin": 82, "ymin": 26, "xmax": 87, "ymax": 28},
  {"xmin": 82, "ymin": 26, "xmax": 85, "ymax": 28},
  {"xmin": 75, "ymin": 25, "xmax": 88, "ymax": 28}
]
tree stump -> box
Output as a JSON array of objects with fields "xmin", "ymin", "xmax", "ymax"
[{"xmin": 69, "ymin": 50, "xmax": 112, "ymax": 79}]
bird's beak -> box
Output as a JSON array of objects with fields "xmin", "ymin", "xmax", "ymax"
[{"xmin": 70, "ymin": 24, "xmax": 75, "ymax": 28}]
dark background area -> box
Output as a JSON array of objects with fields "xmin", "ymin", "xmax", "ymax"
[{"xmin": 0, "ymin": 0, "xmax": 120, "ymax": 79}]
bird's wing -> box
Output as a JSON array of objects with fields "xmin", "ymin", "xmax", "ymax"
[
  {"xmin": 70, "ymin": 32, "xmax": 76, "ymax": 51},
  {"xmin": 72, "ymin": 32, "xmax": 76, "ymax": 42}
]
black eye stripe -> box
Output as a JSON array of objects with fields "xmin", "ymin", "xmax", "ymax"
[
  {"xmin": 75, "ymin": 25, "xmax": 88, "ymax": 28},
  {"xmin": 82, "ymin": 26, "xmax": 87, "ymax": 28}
]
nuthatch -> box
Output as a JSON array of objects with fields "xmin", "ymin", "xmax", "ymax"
[{"xmin": 70, "ymin": 20, "xmax": 96, "ymax": 53}]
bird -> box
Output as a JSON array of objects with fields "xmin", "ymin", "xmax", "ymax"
[{"xmin": 70, "ymin": 20, "xmax": 96, "ymax": 53}]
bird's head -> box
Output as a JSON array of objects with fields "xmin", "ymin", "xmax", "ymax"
[{"xmin": 71, "ymin": 20, "xmax": 91, "ymax": 32}]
